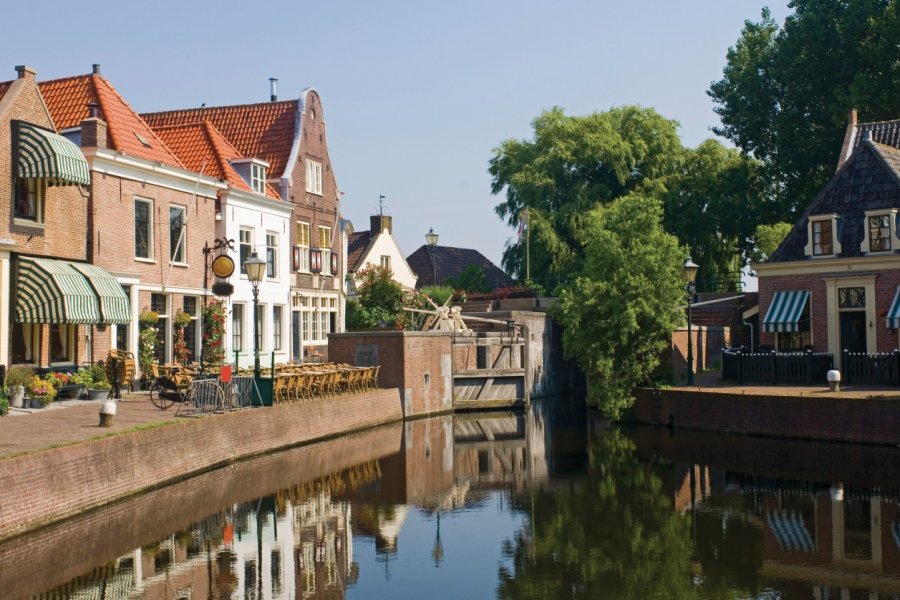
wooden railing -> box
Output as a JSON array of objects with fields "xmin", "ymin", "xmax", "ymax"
[
  {"xmin": 842, "ymin": 350, "xmax": 900, "ymax": 385},
  {"xmin": 721, "ymin": 349, "xmax": 834, "ymax": 385}
]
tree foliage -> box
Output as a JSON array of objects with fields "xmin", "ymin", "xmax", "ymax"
[
  {"xmin": 752, "ymin": 222, "xmax": 794, "ymax": 263},
  {"xmin": 445, "ymin": 264, "xmax": 490, "ymax": 293},
  {"xmin": 346, "ymin": 264, "xmax": 406, "ymax": 330},
  {"xmin": 709, "ymin": 2, "xmax": 900, "ymax": 216},
  {"xmin": 552, "ymin": 195, "xmax": 685, "ymax": 417}
]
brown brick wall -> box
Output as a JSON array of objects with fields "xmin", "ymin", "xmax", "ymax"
[
  {"xmin": 632, "ymin": 387, "xmax": 900, "ymax": 445},
  {"xmin": 0, "ymin": 388, "xmax": 402, "ymax": 542}
]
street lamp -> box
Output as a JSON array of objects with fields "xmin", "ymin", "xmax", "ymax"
[
  {"xmin": 243, "ymin": 252, "xmax": 267, "ymax": 378},
  {"xmin": 425, "ymin": 228, "xmax": 438, "ymax": 285},
  {"xmin": 682, "ymin": 256, "xmax": 699, "ymax": 386}
]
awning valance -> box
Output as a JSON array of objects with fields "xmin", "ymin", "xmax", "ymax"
[
  {"xmin": 15, "ymin": 258, "xmax": 128, "ymax": 325},
  {"xmin": 767, "ymin": 510, "xmax": 814, "ymax": 552},
  {"xmin": 70, "ymin": 262, "xmax": 130, "ymax": 324},
  {"xmin": 887, "ymin": 287, "xmax": 900, "ymax": 330},
  {"xmin": 16, "ymin": 122, "xmax": 90, "ymax": 186},
  {"xmin": 763, "ymin": 290, "xmax": 810, "ymax": 333}
]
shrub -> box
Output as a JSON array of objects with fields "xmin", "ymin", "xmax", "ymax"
[{"xmin": 5, "ymin": 365, "xmax": 34, "ymax": 388}]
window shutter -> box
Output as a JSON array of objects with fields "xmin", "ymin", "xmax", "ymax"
[
  {"xmin": 310, "ymin": 249, "xmax": 322, "ymax": 274},
  {"xmin": 330, "ymin": 252, "xmax": 338, "ymax": 275},
  {"xmin": 292, "ymin": 246, "xmax": 300, "ymax": 271}
]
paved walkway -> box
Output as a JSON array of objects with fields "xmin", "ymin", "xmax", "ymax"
[{"xmin": 685, "ymin": 369, "xmax": 900, "ymax": 399}]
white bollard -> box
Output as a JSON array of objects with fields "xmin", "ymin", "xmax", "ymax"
[
  {"xmin": 826, "ymin": 369, "xmax": 841, "ymax": 392},
  {"xmin": 99, "ymin": 399, "xmax": 117, "ymax": 427}
]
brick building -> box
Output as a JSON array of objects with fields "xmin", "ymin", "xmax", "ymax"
[
  {"xmin": 0, "ymin": 65, "xmax": 127, "ymax": 368},
  {"xmin": 143, "ymin": 86, "xmax": 344, "ymax": 361},
  {"xmin": 756, "ymin": 112, "xmax": 900, "ymax": 368}
]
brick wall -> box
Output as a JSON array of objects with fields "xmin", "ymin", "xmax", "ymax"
[
  {"xmin": 632, "ymin": 387, "xmax": 900, "ymax": 445},
  {"xmin": 329, "ymin": 331, "xmax": 453, "ymax": 417},
  {"xmin": 0, "ymin": 388, "xmax": 402, "ymax": 542},
  {"xmin": 0, "ymin": 421, "xmax": 403, "ymax": 596}
]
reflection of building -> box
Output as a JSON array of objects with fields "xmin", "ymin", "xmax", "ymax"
[{"xmin": 293, "ymin": 491, "xmax": 355, "ymax": 599}]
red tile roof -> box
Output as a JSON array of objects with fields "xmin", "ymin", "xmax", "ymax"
[
  {"xmin": 142, "ymin": 101, "xmax": 297, "ymax": 177},
  {"xmin": 39, "ymin": 74, "xmax": 184, "ymax": 169},
  {"xmin": 153, "ymin": 120, "xmax": 279, "ymax": 198},
  {"xmin": 0, "ymin": 80, "xmax": 11, "ymax": 104}
]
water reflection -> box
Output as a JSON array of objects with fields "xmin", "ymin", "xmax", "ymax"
[{"xmin": 12, "ymin": 396, "xmax": 900, "ymax": 599}]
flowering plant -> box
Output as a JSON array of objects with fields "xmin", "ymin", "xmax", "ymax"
[
  {"xmin": 139, "ymin": 308, "xmax": 160, "ymax": 326},
  {"xmin": 45, "ymin": 371, "xmax": 73, "ymax": 388},
  {"xmin": 27, "ymin": 375, "xmax": 57, "ymax": 405},
  {"xmin": 202, "ymin": 299, "xmax": 226, "ymax": 364}
]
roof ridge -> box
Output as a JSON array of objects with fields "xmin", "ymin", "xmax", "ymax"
[
  {"xmin": 151, "ymin": 121, "xmax": 208, "ymax": 131},
  {"xmin": 867, "ymin": 141, "xmax": 900, "ymax": 187},
  {"xmin": 858, "ymin": 118, "xmax": 900, "ymax": 127},
  {"xmin": 38, "ymin": 72, "xmax": 93, "ymax": 86},
  {"xmin": 143, "ymin": 98, "xmax": 297, "ymax": 117}
]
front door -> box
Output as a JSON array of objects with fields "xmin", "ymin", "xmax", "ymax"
[
  {"xmin": 292, "ymin": 310, "xmax": 301, "ymax": 361},
  {"xmin": 840, "ymin": 310, "xmax": 867, "ymax": 353}
]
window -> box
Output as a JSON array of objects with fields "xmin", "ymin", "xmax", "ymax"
[
  {"xmin": 116, "ymin": 285, "xmax": 131, "ymax": 352},
  {"xmin": 15, "ymin": 178, "xmax": 43, "ymax": 222},
  {"xmin": 776, "ymin": 299, "xmax": 811, "ymax": 352},
  {"xmin": 273, "ymin": 306, "xmax": 283, "ymax": 351},
  {"xmin": 256, "ymin": 304, "xmax": 265, "ymax": 351},
  {"xmin": 319, "ymin": 226, "xmax": 332, "ymax": 275},
  {"xmin": 305, "ymin": 159, "xmax": 323, "ymax": 195},
  {"xmin": 812, "ymin": 220, "xmax": 833, "ymax": 255},
  {"xmin": 183, "ymin": 296, "xmax": 198, "ymax": 362},
  {"xmin": 805, "ymin": 214, "xmax": 841, "ymax": 257},
  {"xmin": 297, "ymin": 293, "xmax": 339, "ymax": 347},
  {"xmin": 232, "ymin": 304, "xmax": 244, "ymax": 352},
  {"xmin": 151, "ymin": 293, "xmax": 169, "ymax": 363},
  {"xmin": 297, "ymin": 222, "xmax": 310, "ymax": 272},
  {"xmin": 380, "ymin": 255, "xmax": 391, "ymax": 270},
  {"xmin": 49, "ymin": 324, "xmax": 75, "ymax": 364},
  {"xmin": 266, "ymin": 232, "xmax": 277, "ymax": 278},
  {"xmin": 11, "ymin": 323, "xmax": 38, "ymax": 363},
  {"xmin": 240, "ymin": 228, "xmax": 252, "ymax": 274},
  {"xmin": 869, "ymin": 215, "xmax": 891, "ymax": 252},
  {"xmin": 170, "ymin": 205, "xmax": 186, "ymax": 263},
  {"xmin": 135, "ymin": 198, "xmax": 153, "ymax": 259},
  {"xmin": 251, "ymin": 163, "xmax": 267, "ymax": 194}
]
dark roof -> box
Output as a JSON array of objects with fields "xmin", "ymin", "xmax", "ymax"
[
  {"xmin": 406, "ymin": 245, "xmax": 515, "ymax": 290},
  {"xmin": 347, "ymin": 231, "xmax": 372, "ymax": 272},
  {"xmin": 769, "ymin": 140, "xmax": 900, "ymax": 262},
  {"xmin": 851, "ymin": 120, "xmax": 900, "ymax": 155}
]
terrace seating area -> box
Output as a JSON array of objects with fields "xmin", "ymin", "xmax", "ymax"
[{"xmin": 245, "ymin": 363, "xmax": 381, "ymax": 405}]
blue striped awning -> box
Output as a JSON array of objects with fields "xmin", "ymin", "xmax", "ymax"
[
  {"xmin": 887, "ymin": 287, "xmax": 900, "ymax": 329},
  {"xmin": 70, "ymin": 262, "xmax": 130, "ymax": 324},
  {"xmin": 16, "ymin": 122, "xmax": 90, "ymax": 186},
  {"xmin": 763, "ymin": 291, "xmax": 810, "ymax": 333},
  {"xmin": 767, "ymin": 510, "xmax": 814, "ymax": 552}
]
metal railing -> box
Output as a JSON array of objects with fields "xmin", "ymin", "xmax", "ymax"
[{"xmin": 721, "ymin": 348, "xmax": 834, "ymax": 385}]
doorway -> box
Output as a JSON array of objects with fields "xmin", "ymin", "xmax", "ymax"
[
  {"xmin": 292, "ymin": 310, "xmax": 301, "ymax": 361},
  {"xmin": 839, "ymin": 310, "xmax": 867, "ymax": 353}
]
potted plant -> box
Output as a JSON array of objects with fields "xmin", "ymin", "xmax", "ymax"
[
  {"xmin": 86, "ymin": 363, "xmax": 112, "ymax": 400},
  {"xmin": 202, "ymin": 299, "xmax": 226, "ymax": 365},
  {"xmin": 27, "ymin": 375, "xmax": 56, "ymax": 408},
  {"xmin": 173, "ymin": 309, "xmax": 192, "ymax": 365},
  {"xmin": 5, "ymin": 365, "xmax": 34, "ymax": 408},
  {"xmin": 0, "ymin": 387, "xmax": 8, "ymax": 416},
  {"xmin": 47, "ymin": 371, "xmax": 82, "ymax": 399},
  {"xmin": 139, "ymin": 308, "xmax": 160, "ymax": 388},
  {"xmin": 72, "ymin": 367, "xmax": 96, "ymax": 399}
]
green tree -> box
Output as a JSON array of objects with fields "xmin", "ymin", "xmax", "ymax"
[
  {"xmin": 489, "ymin": 106, "xmax": 683, "ymax": 288},
  {"xmin": 751, "ymin": 222, "xmax": 794, "ymax": 263},
  {"xmin": 345, "ymin": 264, "xmax": 405, "ymax": 330},
  {"xmin": 445, "ymin": 264, "xmax": 490, "ymax": 293},
  {"xmin": 552, "ymin": 195, "xmax": 685, "ymax": 417},
  {"xmin": 709, "ymin": 2, "xmax": 900, "ymax": 217}
]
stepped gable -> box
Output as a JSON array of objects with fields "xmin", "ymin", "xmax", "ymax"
[
  {"xmin": 347, "ymin": 231, "xmax": 372, "ymax": 272},
  {"xmin": 406, "ymin": 245, "xmax": 514, "ymax": 290},
  {"xmin": 152, "ymin": 120, "xmax": 280, "ymax": 198},
  {"xmin": 39, "ymin": 73, "xmax": 184, "ymax": 169},
  {"xmin": 769, "ymin": 140, "xmax": 900, "ymax": 263},
  {"xmin": 142, "ymin": 101, "xmax": 296, "ymax": 178}
]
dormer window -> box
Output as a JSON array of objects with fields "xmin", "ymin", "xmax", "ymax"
[
  {"xmin": 861, "ymin": 209, "xmax": 898, "ymax": 254},
  {"xmin": 805, "ymin": 214, "xmax": 841, "ymax": 258},
  {"xmin": 230, "ymin": 158, "xmax": 270, "ymax": 195}
]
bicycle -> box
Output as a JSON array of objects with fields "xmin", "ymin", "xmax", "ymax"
[{"xmin": 149, "ymin": 375, "xmax": 188, "ymax": 410}]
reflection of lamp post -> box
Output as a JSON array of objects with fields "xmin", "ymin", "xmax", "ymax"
[
  {"xmin": 243, "ymin": 252, "xmax": 267, "ymax": 378},
  {"xmin": 431, "ymin": 512, "xmax": 444, "ymax": 567},
  {"xmin": 425, "ymin": 228, "xmax": 438, "ymax": 286},
  {"xmin": 682, "ymin": 256, "xmax": 699, "ymax": 386}
]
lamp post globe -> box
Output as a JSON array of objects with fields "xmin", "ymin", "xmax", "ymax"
[
  {"xmin": 425, "ymin": 228, "xmax": 439, "ymax": 285},
  {"xmin": 243, "ymin": 252, "xmax": 267, "ymax": 378},
  {"xmin": 681, "ymin": 256, "xmax": 699, "ymax": 386}
]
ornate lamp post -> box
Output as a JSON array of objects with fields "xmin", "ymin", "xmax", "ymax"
[
  {"xmin": 243, "ymin": 252, "xmax": 267, "ymax": 378},
  {"xmin": 201, "ymin": 237, "xmax": 235, "ymax": 373},
  {"xmin": 682, "ymin": 256, "xmax": 699, "ymax": 385},
  {"xmin": 425, "ymin": 228, "xmax": 438, "ymax": 285}
]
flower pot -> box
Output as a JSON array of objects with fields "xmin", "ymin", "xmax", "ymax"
[
  {"xmin": 30, "ymin": 397, "xmax": 45, "ymax": 409},
  {"xmin": 58, "ymin": 384, "xmax": 85, "ymax": 400},
  {"xmin": 9, "ymin": 385, "xmax": 24, "ymax": 408},
  {"xmin": 87, "ymin": 388, "xmax": 109, "ymax": 400}
]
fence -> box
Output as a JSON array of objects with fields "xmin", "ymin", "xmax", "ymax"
[
  {"xmin": 842, "ymin": 350, "xmax": 900, "ymax": 385},
  {"xmin": 721, "ymin": 349, "xmax": 834, "ymax": 385}
]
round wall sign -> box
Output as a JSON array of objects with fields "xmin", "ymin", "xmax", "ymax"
[{"xmin": 211, "ymin": 254, "xmax": 235, "ymax": 278}]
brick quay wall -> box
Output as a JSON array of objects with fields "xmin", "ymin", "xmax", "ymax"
[
  {"xmin": 631, "ymin": 388, "xmax": 900, "ymax": 445},
  {"xmin": 0, "ymin": 388, "xmax": 403, "ymax": 543}
]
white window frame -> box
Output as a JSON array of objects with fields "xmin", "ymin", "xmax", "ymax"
[
  {"xmin": 169, "ymin": 204, "xmax": 187, "ymax": 264},
  {"xmin": 255, "ymin": 303, "xmax": 265, "ymax": 352},
  {"xmin": 266, "ymin": 232, "xmax": 278, "ymax": 280},
  {"xmin": 305, "ymin": 159, "xmax": 323, "ymax": 195},
  {"xmin": 134, "ymin": 197, "xmax": 154, "ymax": 261},
  {"xmin": 861, "ymin": 209, "xmax": 897, "ymax": 254},
  {"xmin": 380, "ymin": 255, "xmax": 391, "ymax": 270},
  {"xmin": 319, "ymin": 226, "xmax": 332, "ymax": 275},
  {"xmin": 49, "ymin": 323, "xmax": 76, "ymax": 365},
  {"xmin": 273, "ymin": 305, "xmax": 283, "ymax": 351},
  {"xmin": 805, "ymin": 214, "xmax": 841, "ymax": 258},
  {"xmin": 239, "ymin": 228, "xmax": 253, "ymax": 275},
  {"xmin": 250, "ymin": 163, "xmax": 267, "ymax": 194},
  {"xmin": 297, "ymin": 222, "xmax": 310, "ymax": 272},
  {"xmin": 14, "ymin": 178, "xmax": 43, "ymax": 225},
  {"xmin": 232, "ymin": 303, "xmax": 244, "ymax": 352}
]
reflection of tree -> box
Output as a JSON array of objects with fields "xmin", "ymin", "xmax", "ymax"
[
  {"xmin": 693, "ymin": 505, "xmax": 763, "ymax": 596},
  {"xmin": 498, "ymin": 430, "xmax": 695, "ymax": 599}
]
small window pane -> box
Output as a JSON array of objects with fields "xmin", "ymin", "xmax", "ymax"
[
  {"xmin": 170, "ymin": 206, "xmax": 185, "ymax": 263},
  {"xmin": 135, "ymin": 199, "xmax": 152, "ymax": 259},
  {"xmin": 869, "ymin": 215, "xmax": 891, "ymax": 252}
]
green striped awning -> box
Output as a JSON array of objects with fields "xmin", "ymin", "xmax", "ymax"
[
  {"xmin": 887, "ymin": 287, "xmax": 900, "ymax": 330},
  {"xmin": 763, "ymin": 290, "xmax": 810, "ymax": 333},
  {"xmin": 16, "ymin": 258, "xmax": 101, "ymax": 324},
  {"xmin": 16, "ymin": 122, "xmax": 90, "ymax": 186},
  {"xmin": 70, "ymin": 262, "xmax": 130, "ymax": 324}
]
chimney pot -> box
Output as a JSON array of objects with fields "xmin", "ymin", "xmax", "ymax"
[
  {"xmin": 87, "ymin": 102, "xmax": 99, "ymax": 119},
  {"xmin": 269, "ymin": 77, "xmax": 278, "ymax": 102},
  {"xmin": 92, "ymin": 64, "xmax": 101, "ymax": 75},
  {"xmin": 15, "ymin": 65, "xmax": 35, "ymax": 79}
]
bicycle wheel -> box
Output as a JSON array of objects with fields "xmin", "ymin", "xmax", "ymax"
[{"xmin": 149, "ymin": 381, "xmax": 176, "ymax": 410}]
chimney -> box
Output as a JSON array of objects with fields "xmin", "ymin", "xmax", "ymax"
[
  {"xmin": 15, "ymin": 65, "xmax": 35, "ymax": 80},
  {"xmin": 92, "ymin": 64, "xmax": 101, "ymax": 75},
  {"xmin": 848, "ymin": 108, "xmax": 858, "ymax": 128},
  {"xmin": 370, "ymin": 214, "xmax": 393, "ymax": 235},
  {"xmin": 80, "ymin": 102, "xmax": 107, "ymax": 149},
  {"xmin": 269, "ymin": 77, "xmax": 278, "ymax": 102}
]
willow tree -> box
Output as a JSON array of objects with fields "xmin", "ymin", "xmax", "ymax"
[{"xmin": 552, "ymin": 195, "xmax": 685, "ymax": 417}]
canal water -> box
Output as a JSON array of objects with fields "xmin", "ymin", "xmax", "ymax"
[{"xmin": 8, "ymin": 395, "xmax": 900, "ymax": 599}]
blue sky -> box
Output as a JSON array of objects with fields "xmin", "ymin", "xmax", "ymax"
[{"xmin": 3, "ymin": 0, "xmax": 790, "ymax": 268}]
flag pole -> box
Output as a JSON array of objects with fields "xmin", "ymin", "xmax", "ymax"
[{"xmin": 525, "ymin": 208, "xmax": 530, "ymax": 282}]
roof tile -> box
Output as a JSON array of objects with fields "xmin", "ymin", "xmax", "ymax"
[
  {"xmin": 406, "ymin": 245, "xmax": 514, "ymax": 290},
  {"xmin": 347, "ymin": 231, "xmax": 372, "ymax": 272}
]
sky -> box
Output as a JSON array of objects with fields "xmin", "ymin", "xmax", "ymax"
[{"xmin": 2, "ymin": 0, "xmax": 791, "ymax": 269}]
